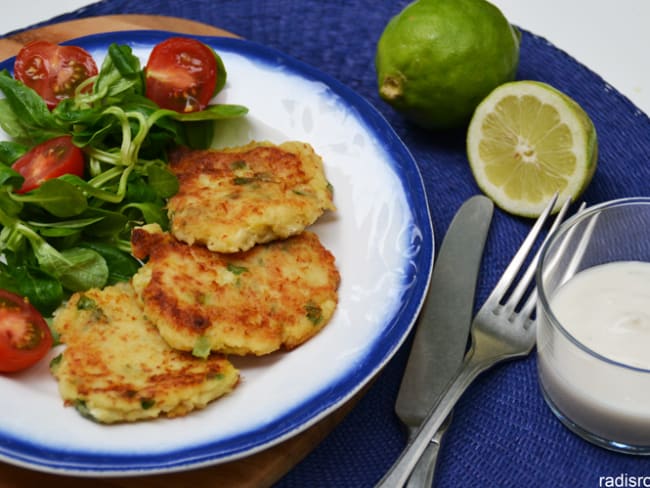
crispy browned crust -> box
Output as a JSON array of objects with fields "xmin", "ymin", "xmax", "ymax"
[
  {"xmin": 131, "ymin": 225, "xmax": 340, "ymax": 356},
  {"xmin": 51, "ymin": 282, "xmax": 239, "ymax": 423},
  {"xmin": 166, "ymin": 141, "xmax": 335, "ymax": 253}
]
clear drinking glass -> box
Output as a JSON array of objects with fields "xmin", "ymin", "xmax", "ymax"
[{"xmin": 536, "ymin": 197, "xmax": 650, "ymax": 454}]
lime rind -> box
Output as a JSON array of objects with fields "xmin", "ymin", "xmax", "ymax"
[
  {"xmin": 375, "ymin": 0, "xmax": 521, "ymax": 130},
  {"xmin": 467, "ymin": 80, "xmax": 598, "ymax": 217}
]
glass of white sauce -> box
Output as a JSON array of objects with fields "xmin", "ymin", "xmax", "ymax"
[{"xmin": 537, "ymin": 197, "xmax": 650, "ymax": 454}]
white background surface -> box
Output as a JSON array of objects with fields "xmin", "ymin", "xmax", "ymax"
[{"xmin": 0, "ymin": 0, "xmax": 649, "ymax": 114}]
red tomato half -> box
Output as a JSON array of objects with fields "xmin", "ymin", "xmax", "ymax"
[
  {"xmin": 14, "ymin": 40, "xmax": 98, "ymax": 110},
  {"xmin": 0, "ymin": 290, "xmax": 53, "ymax": 373},
  {"xmin": 144, "ymin": 37, "xmax": 218, "ymax": 113},
  {"xmin": 12, "ymin": 135, "xmax": 85, "ymax": 194}
]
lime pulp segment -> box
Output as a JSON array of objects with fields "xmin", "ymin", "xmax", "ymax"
[{"xmin": 467, "ymin": 81, "xmax": 597, "ymax": 217}]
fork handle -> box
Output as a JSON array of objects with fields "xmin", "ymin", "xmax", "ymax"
[
  {"xmin": 376, "ymin": 359, "xmax": 485, "ymax": 487},
  {"xmin": 405, "ymin": 422, "xmax": 445, "ymax": 488}
]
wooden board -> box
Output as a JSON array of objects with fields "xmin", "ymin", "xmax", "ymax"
[
  {"xmin": 0, "ymin": 14, "xmax": 239, "ymax": 61},
  {"xmin": 0, "ymin": 14, "xmax": 361, "ymax": 488}
]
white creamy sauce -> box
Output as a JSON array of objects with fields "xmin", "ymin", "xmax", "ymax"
[
  {"xmin": 537, "ymin": 260, "xmax": 650, "ymax": 447},
  {"xmin": 551, "ymin": 260, "xmax": 650, "ymax": 369}
]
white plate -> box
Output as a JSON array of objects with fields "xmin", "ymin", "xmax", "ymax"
[{"xmin": 0, "ymin": 31, "xmax": 434, "ymax": 475}]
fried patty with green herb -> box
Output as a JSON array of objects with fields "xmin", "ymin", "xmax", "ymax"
[
  {"xmin": 131, "ymin": 224, "xmax": 340, "ymax": 356},
  {"xmin": 167, "ymin": 141, "xmax": 335, "ymax": 253},
  {"xmin": 51, "ymin": 282, "xmax": 239, "ymax": 424}
]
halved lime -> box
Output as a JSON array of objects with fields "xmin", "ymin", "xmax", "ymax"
[{"xmin": 466, "ymin": 80, "xmax": 598, "ymax": 217}]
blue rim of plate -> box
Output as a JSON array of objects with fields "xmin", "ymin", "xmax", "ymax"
[{"xmin": 0, "ymin": 30, "xmax": 434, "ymax": 475}]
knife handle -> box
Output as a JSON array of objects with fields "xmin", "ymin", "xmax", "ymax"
[
  {"xmin": 405, "ymin": 414, "xmax": 450, "ymax": 487},
  {"xmin": 405, "ymin": 437, "xmax": 440, "ymax": 488},
  {"xmin": 376, "ymin": 360, "xmax": 484, "ymax": 487}
]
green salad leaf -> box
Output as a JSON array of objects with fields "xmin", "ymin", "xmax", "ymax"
[{"xmin": 0, "ymin": 41, "xmax": 249, "ymax": 315}]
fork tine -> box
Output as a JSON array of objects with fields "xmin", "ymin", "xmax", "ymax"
[
  {"xmin": 506, "ymin": 197, "xmax": 572, "ymax": 313},
  {"xmin": 551, "ymin": 201, "xmax": 591, "ymax": 286},
  {"xmin": 483, "ymin": 193, "xmax": 559, "ymax": 310},
  {"xmin": 517, "ymin": 198, "xmax": 575, "ymax": 321},
  {"xmin": 521, "ymin": 201, "xmax": 591, "ymax": 321}
]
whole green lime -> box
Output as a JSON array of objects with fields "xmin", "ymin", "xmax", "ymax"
[{"xmin": 375, "ymin": 0, "xmax": 521, "ymax": 130}]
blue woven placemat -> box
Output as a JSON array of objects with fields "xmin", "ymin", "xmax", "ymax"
[{"xmin": 8, "ymin": 1, "xmax": 650, "ymax": 486}]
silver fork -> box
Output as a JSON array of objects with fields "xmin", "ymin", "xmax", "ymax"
[{"xmin": 376, "ymin": 194, "xmax": 572, "ymax": 487}]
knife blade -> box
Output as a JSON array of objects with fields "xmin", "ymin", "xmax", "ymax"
[{"xmin": 395, "ymin": 194, "xmax": 493, "ymax": 486}]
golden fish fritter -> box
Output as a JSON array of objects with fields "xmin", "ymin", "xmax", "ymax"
[
  {"xmin": 131, "ymin": 224, "xmax": 340, "ymax": 356},
  {"xmin": 50, "ymin": 282, "xmax": 239, "ymax": 424},
  {"xmin": 166, "ymin": 141, "xmax": 335, "ymax": 253}
]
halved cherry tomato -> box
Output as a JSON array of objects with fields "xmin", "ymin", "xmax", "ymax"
[
  {"xmin": 14, "ymin": 40, "xmax": 98, "ymax": 110},
  {"xmin": 144, "ymin": 37, "xmax": 218, "ymax": 113},
  {"xmin": 12, "ymin": 135, "xmax": 85, "ymax": 194},
  {"xmin": 0, "ymin": 289, "xmax": 53, "ymax": 373}
]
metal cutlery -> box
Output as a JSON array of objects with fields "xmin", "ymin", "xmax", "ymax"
[
  {"xmin": 377, "ymin": 194, "xmax": 572, "ymax": 487},
  {"xmin": 395, "ymin": 195, "xmax": 493, "ymax": 487}
]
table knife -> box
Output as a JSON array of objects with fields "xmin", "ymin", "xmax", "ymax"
[{"xmin": 395, "ymin": 195, "xmax": 493, "ymax": 487}]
